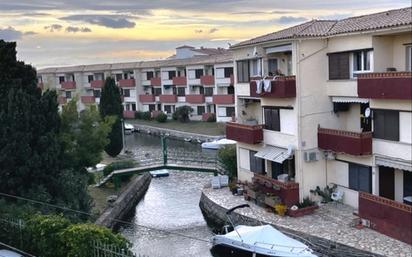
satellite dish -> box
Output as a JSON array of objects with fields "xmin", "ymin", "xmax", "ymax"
[
  {"xmin": 364, "ymin": 107, "xmax": 371, "ymax": 118},
  {"xmin": 287, "ymin": 145, "xmax": 294, "ymax": 156}
]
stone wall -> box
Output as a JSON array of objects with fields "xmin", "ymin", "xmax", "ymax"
[{"xmin": 96, "ymin": 173, "xmax": 151, "ymax": 229}]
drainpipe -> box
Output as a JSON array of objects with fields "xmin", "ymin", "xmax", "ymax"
[{"xmin": 295, "ymin": 40, "xmax": 303, "ymax": 201}]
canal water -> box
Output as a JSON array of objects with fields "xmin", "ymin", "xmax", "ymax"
[{"xmin": 119, "ymin": 133, "xmax": 216, "ymax": 257}]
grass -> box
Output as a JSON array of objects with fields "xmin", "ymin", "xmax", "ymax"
[{"xmin": 128, "ymin": 119, "xmax": 226, "ymax": 136}]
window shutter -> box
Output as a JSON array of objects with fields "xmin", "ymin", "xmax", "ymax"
[
  {"xmin": 329, "ymin": 52, "xmax": 349, "ymax": 80},
  {"xmin": 348, "ymin": 164, "xmax": 359, "ymax": 190},
  {"xmin": 384, "ymin": 110, "xmax": 399, "ymax": 141},
  {"xmin": 358, "ymin": 166, "xmax": 372, "ymax": 193}
]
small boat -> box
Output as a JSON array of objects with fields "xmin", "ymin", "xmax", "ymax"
[
  {"xmin": 211, "ymin": 204, "xmax": 317, "ymax": 257},
  {"xmin": 124, "ymin": 123, "xmax": 135, "ymax": 133},
  {"xmin": 149, "ymin": 169, "xmax": 169, "ymax": 178},
  {"xmin": 201, "ymin": 138, "xmax": 236, "ymax": 150},
  {"xmin": 86, "ymin": 163, "xmax": 107, "ymax": 173}
]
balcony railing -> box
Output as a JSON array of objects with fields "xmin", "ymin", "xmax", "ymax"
[
  {"xmin": 91, "ymin": 79, "xmax": 104, "ymax": 88},
  {"xmin": 159, "ymin": 94, "xmax": 177, "ymax": 103},
  {"xmin": 172, "ymin": 76, "xmax": 187, "ymax": 86},
  {"xmin": 80, "ymin": 96, "xmax": 95, "ymax": 104},
  {"xmin": 186, "ymin": 94, "xmax": 205, "ymax": 104},
  {"xmin": 60, "ymin": 81, "xmax": 76, "ymax": 90},
  {"xmin": 150, "ymin": 77, "xmax": 161, "ymax": 86},
  {"xmin": 226, "ymin": 122, "xmax": 263, "ymax": 144},
  {"xmin": 212, "ymin": 94, "xmax": 234, "ymax": 104},
  {"xmin": 118, "ymin": 79, "xmax": 135, "ymax": 87},
  {"xmin": 318, "ymin": 127, "xmax": 372, "ymax": 155},
  {"xmin": 357, "ymin": 72, "xmax": 412, "ymax": 100},
  {"xmin": 200, "ymin": 75, "xmax": 215, "ymax": 85},
  {"xmin": 359, "ymin": 192, "xmax": 412, "ymax": 245},
  {"xmin": 139, "ymin": 94, "xmax": 155, "ymax": 103},
  {"xmin": 250, "ymin": 76, "xmax": 296, "ymax": 98},
  {"xmin": 123, "ymin": 110, "xmax": 135, "ymax": 119},
  {"xmin": 57, "ymin": 96, "xmax": 67, "ymax": 104}
]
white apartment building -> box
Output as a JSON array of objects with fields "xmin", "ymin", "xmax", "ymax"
[
  {"xmin": 37, "ymin": 46, "xmax": 235, "ymax": 122},
  {"xmin": 227, "ymin": 7, "xmax": 412, "ymax": 243}
]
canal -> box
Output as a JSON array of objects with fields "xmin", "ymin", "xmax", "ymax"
[{"xmin": 119, "ymin": 133, "xmax": 217, "ymax": 257}]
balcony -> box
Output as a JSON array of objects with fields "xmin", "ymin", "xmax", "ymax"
[
  {"xmin": 226, "ymin": 122, "xmax": 263, "ymax": 144},
  {"xmin": 186, "ymin": 94, "xmax": 205, "ymax": 104},
  {"xmin": 91, "ymin": 79, "xmax": 104, "ymax": 88},
  {"xmin": 159, "ymin": 94, "xmax": 177, "ymax": 103},
  {"xmin": 357, "ymin": 72, "xmax": 412, "ymax": 100},
  {"xmin": 57, "ymin": 96, "xmax": 67, "ymax": 104},
  {"xmin": 139, "ymin": 94, "xmax": 155, "ymax": 103},
  {"xmin": 60, "ymin": 81, "xmax": 76, "ymax": 90},
  {"xmin": 250, "ymin": 76, "xmax": 296, "ymax": 98},
  {"xmin": 359, "ymin": 192, "xmax": 412, "ymax": 245},
  {"xmin": 318, "ymin": 127, "xmax": 372, "ymax": 155},
  {"xmin": 80, "ymin": 96, "xmax": 95, "ymax": 104},
  {"xmin": 200, "ymin": 75, "xmax": 215, "ymax": 85},
  {"xmin": 150, "ymin": 77, "xmax": 161, "ymax": 86},
  {"xmin": 172, "ymin": 76, "xmax": 187, "ymax": 86},
  {"xmin": 118, "ymin": 79, "xmax": 135, "ymax": 88},
  {"xmin": 212, "ymin": 94, "xmax": 234, "ymax": 104},
  {"xmin": 123, "ymin": 110, "xmax": 135, "ymax": 119}
]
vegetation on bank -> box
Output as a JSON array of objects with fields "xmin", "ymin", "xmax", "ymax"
[{"xmin": 218, "ymin": 145, "xmax": 237, "ymax": 181}]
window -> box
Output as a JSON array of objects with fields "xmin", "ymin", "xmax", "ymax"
[
  {"xmin": 328, "ymin": 52, "xmax": 350, "ymax": 80},
  {"xmin": 177, "ymin": 87, "xmax": 186, "ymax": 96},
  {"xmin": 131, "ymin": 103, "xmax": 136, "ymax": 111},
  {"xmin": 195, "ymin": 69, "xmax": 203, "ymax": 79},
  {"xmin": 404, "ymin": 171, "xmax": 412, "ymax": 198},
  {"xmin": 236, "ymin": 60, "xmax": 249, "ymax": 83},
  {"xmin": 148, "ymin": 104, "xmax": 156, "ymax": 112},
  {"xmin": 268, "ymin": 59, "xmax": 278, "ymax": 75},
  {"xmin": 407, "ymin": 46, "xmax": 412, "ymax": 71},
  {"xmin": 168, "ymin": 71, "xmax": 176, "ymax": 80},
  {"xmin": 263, "ymin": 107, "xmax": 280, "ymax": 131},
  {"xmin": 373, "ymin": 110, "xmax": 399, "ymax": 141},
  {"xmin": 88, "ymin": 75, "xmax": 94, "ymax": 83},
  {"xmin": 227, "ymin": 85, "xmax": 234, "ymax": 95},
  {"xmin": 93, "ymin": 90, "xmax": 101, "ymax": 98},
  {"xmin": 249, "ymin": 59, "xmax": 261, "ymax": 77},
  {"xmin": 65, "ymin": 91, "xmax": 72, "ymax": 99},
  {"xmin": 123, "ymin": 89, "xmax": 130, "ymax": 97},
  {"xmin": 249, "ymin": 151, "xmax": 265, "ymax": 174},
  {"xmin": 146, "ymin": 71, "xmax": 154, "ymax": 80},
  {"xmin": 154, "ymin": 87, "xmax": 162, "ymax": 96},
  {"xmin": 352, "ymin": 50, "xmax": 373, "ymax": 76},
  {"xmin": 271, "ymin": 162, "xmax": 284, "ymax": 179},
  {"xmin": 115, "ymin": 74, "xmax": 122, "ymax": 81},
  {"xmin": 199, "ymin": 86, "xmax": 204, "ymax": 95},
  {"xmin": 204, "ymin": 87, "xmax": 213, "ymax": 96},
  {"xmin": 164, "ymin": 105, "xmax": 173, "ymax": 114},
  {"xmin": 59, "ymin": 76, "xmax": 65, "ymax": 83},
  {"xmin": 224, "ymin": 67, "xmax": 233, "ymax": 78},
  {"xmin": 197, "ymin": 106, "xmax": 205, "ymax": 115},
  {"xmin": 94, "ymin": 73, "xmax": 104, "ymax": 80},
  {"xmin": 226, "ymin": 107, "xmax": 235, "ymax": 117},
  {"xmin": 349, "ymin": 163, "xmax": 372, "ymax": 193}
]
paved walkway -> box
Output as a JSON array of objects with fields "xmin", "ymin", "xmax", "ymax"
[{"xmin": 203, "ymin": 188, "xmax": 412, "ymax": 257}]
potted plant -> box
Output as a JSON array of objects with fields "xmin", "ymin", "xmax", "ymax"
[
  {"xmin": 287, "ymin": 197, "xmax": 318, "ymax": 218},
  {"xmin": 274, "ymin": 203, "xmax": 287, "ymax": 216}
]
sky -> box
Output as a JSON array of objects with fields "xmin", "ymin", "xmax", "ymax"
[{"xmin": 0, "ymin": 0, "xmax": 410, "ymax": 68}]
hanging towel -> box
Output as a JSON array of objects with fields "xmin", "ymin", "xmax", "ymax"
[
  {"xmin": 263, "ymin": 79, "xmax": 271, "ymax": 92},
  {"xmin": 255, "ymin": 80, "xmax": 263, "ymax": 94}
]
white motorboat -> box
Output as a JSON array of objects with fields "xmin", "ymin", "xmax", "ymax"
[
  {"xmin": 201, "ymin": 138, "xmax": 236, "ymax": 150},
  {"xmin": 86, "ymin": 163, "xmax": 107, "ymax": 173},
  {"xmin": 211, "ymin": 204, "xmax": 317, "ymax": 257},
  {"xmin": 149, "ymin": 169, "xmax": 169, "ymax": 178},
  {"xmin": 124, "ymin": 123, "xmax": 135, "ymax": 134}
]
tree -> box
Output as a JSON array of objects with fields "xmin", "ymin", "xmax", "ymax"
[
  {"xmin": 218, "ymin": 145, "xmax": 237, "ymax": 180},
  {"xmin": 99, "ymin": 77, "xmax": 123, "ymax": 157},
  {"xmin": 172, "ymin": 105, "xmax": 193, "ymax": 122}
]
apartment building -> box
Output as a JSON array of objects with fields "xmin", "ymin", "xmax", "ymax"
[
  {"xmin": 37, "ymin": 45, "xmax": 235, "ymax": 122},
  {"xmin": 227, "ymin": 7, "xmax": 412, "ymax": 243}
]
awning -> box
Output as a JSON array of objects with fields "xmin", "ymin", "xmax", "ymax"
[
  {"xmin": 376, "ymin": 156, "xmax": 412, "ymax": 172},
  {"xmin": 332, "ymin": 96, "xmax": 369, "ymax": 103},
  {"xmin": 254, "ymin": 146, "xmax": 292, "ymax": 163},
  {"xmin": 217, "ymin": 83, "xmax": 231, "ymax": 87},
  {"xmin": 265, "ymin": 44, "xmax": 292, "ymax": 54}
]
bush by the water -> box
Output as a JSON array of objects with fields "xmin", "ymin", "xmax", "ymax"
[
  {"xmin": 172, "ymin": 105, "xmax": 193, "ymax": 122},
  {"xmin": 155, "ymin": 112, "xmax": 168, "ymax": 123},
  {"xmin": 218, "ymin": 145, "xmax": 237, "ymax": 181},
  {"xmin": 103, "ymin": 160, "xmax": 135, "ymax": 176}
]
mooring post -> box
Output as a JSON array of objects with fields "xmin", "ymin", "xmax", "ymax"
[{"xmin": 161, "ymin": 135, "xmax": 167, "ymax": 165}]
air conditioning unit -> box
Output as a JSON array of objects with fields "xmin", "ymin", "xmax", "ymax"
[{"xmin": 303, "ymin": 151, "xmax": 319, "ymax": 162}]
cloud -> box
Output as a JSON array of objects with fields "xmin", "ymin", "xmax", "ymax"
[
  {"xmin": 194, "ymin": 28, "xmax": 219, "ymax": 34},
  {"xmin": 209, "ymin": 28, "xmax": 219, "ymax": 34},
  {"xmin": 275, "ymin": 16, "xmax": 308, "ymax": 24},
  {"xmin": 60, "ymin": 14, "xmax": 136, "ymax": 28},
  {"xmin": 44, "ymin": 24, "xmax": 63, "ymax": 32},
  {"xmin": 65, "ymin": 26, "xmax": 92, "ymax": 33},
  {"xmin": 0, "ymin": 27, "xmax": 23, "ymax": 40},
  {"xmin": 24, "ymin": 31, "xmax": 37, "ymax": 36}
]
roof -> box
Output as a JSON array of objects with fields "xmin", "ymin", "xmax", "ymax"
[
  {"xmin": 192, "ymin": 47, "xmax": 229, "ymax": 55},
  {"xmin": 232, "ymin": 7, "xmax": 412, "ymax": 48},
  {"xmin": 176, "ymin": 45, "xmax": 195, "ymax": 49}
]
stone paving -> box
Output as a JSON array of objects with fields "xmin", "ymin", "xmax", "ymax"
[{"xmin": 203, "ymin": 187, "xmax": 412, "ymax": 257}]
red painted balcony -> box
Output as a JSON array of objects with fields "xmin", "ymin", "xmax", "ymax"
[
  {"xmin": 250, "ymin": 76, "xmax": 296, "ymax": 98},
  {"xmin": 150, "ymin": 77, "xmax": 161, "ymax": 86},
  {"xmin": 123, "ymin": 110, "xmax": 135, "ymax": 119},
  {"xmin": 186, "ymin": 94, "xmax": 205, "ymax": 104},
  {"xmin": 91, "ymin": 79, "xmax": 104, "ymax": 88},
  {"xmin": 200, "ymin": 75, "xmax": 215, "ymax": 85},
  {"xmin": 139, "ymin": 94, "xmax": 155, "ymax": 103},
  {"xmin": 57, "ymin": 96, "xmax": 67, "ymax": 104},
  {"xmin": 226, "ymin": 122, "xmax": 263, "ymax": 144},
  {"xmin": 118, "ymin": 79, "xmax": 135, "ymax": 88},
  {"xmin": 172, "ymin": 76, "xmax": 187, "ymax": 86},
  {"xmin": 357, "ymin": 72, "xmax": 412, "ymax": 100},
  {"xmin": 359, "ymin": 192, "xmax": 412, "ymax": 245},
  {"xmin": 80, "ymin": 96, "xmax": 95, "ymax": 104},
  {"xmin": 60, "ymin": 81, "xmax": 76, "ymax": 90},
  {"xmin": 318, "ymin": 127, "xmax": 372, "ymax": 155},
  {"xmin": 212, "ymin": 94, "xmax": 234, "ymax": 104},
  {"xmin": 159, "ymin": 94, "xmax": 177, "ymax": 103}
]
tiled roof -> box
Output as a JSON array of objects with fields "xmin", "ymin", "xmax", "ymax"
[{"xmin": 232, "ymin": 7, "xmax": 412, "ymax": 48}]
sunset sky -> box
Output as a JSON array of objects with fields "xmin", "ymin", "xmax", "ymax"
[{"xmin": 0, "ymin": 0, "xmax": 409, "ymax": 68}]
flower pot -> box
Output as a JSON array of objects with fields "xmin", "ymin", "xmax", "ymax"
[{"xmin": 287, "ymin": 205, "xmax": 318, "ymax": 218}]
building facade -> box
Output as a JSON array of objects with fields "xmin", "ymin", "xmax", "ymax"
[{"xmin": 227, "ymin": 7, "xmax": 412, "ymax": 243}]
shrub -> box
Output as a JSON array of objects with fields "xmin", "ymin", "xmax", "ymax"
[
  {"xmin": 207, "ymin": 113, "xmax": 216, "ymax": 122},
  {"xmin": 156, "ymin": 112, "xmax": 168, "ymax": 123},
  {"xmin": 142, "ymin": 111, "xmax": 152, "ymax": 120},
  {"xmin": 134, "ymin": 111, "xmax": 144, "ymax": 119},
  {"xmin": 310, "ymin": 184, "xmax": 337, "ymax": 203},
  {"xmin": 102, "ymin": 165, "xmax": 114, "ymax": 176},
  {"xmin": 297, "ymin": 197, "xmax": 316, "ymax": 208},
  {"xmin": 218, "ymin": 145, "xmax": 237, "ymax": 181},
  {"xmin": 102, "ymin": 160, "xmax": 135, "ymax": 176},
  {"xmin": 172, "ymin": 105, "xmax": 193, "ymax": 122}
]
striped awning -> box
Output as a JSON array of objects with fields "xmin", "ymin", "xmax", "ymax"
[
  {"xmin": 332, "ymin": 96, "xmax": 369, "ymax": 103},
  {"xmin": 376, "ymin": 156, "xmax": 412, "ymax": 172},
  {"xmin": 254, "ymin": 146, "xmax": 292, "ymax": 163}
]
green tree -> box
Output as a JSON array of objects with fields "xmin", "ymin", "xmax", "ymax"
[
  {"xmin": 218, "ymin": 145, "xmax": 237, "ymax": 180},
  {"xmin": 172, "ymin": 105, "xmax": 193, "ymax": 122},
  {"xmin": 99, "ymin": 77, "xmax": 123, "ymax": 157}
]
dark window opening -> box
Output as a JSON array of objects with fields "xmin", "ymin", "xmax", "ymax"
[
  {"xmin": 88, "ymin": 75, "xmax": 94, "ymax": 83},
  {"xmin": 249, "ymin": 151, "xmax": 265, "ymax": 174},
  {"xmin": 168, "ymin": 71, "xmax": 176, "ymax": 80},
  {"xmin": 177, "ymin": 87, "xmax": 186, "ymax": 96},
  {"xmin": 59, "ymin": 76, "xmax": 65, "ymax": 83},
  {"xmin": 373, "ymin": 110, "xmax": 399, "ymax": 141},
  {"xmin": 328, "ymin": 52, "xmax": 350, "ymax": 80},
  {"xmin": 197, "ymin": 106, "xmax": 205, "ymax": 115},
  {"xmin": 149, "ymin": 104, "xmax": 156, "ymax": 112},
  {"xmin": 227, "ymin": 85, "xmax": 235, "ymax": 95},
  {"xmin": 349, "ymin": 163, "xmax": 372, "ymax": 193},
  {"xmin": 65, "ymin": 91, "xmax": 72, "ymax": 99},
  {"xmin": 123, "ymin": 89, "xmax": 130, "ymax": 97},
  {"xmin": 224, "ymin": 67, "xmax": 233, "ymax": 78},
  {"xmin": 226, "ymin": 107, "xmax": 235, "ymax": 117},
  {"xmin": 146, "ymin": 71, "xmax": 154, "ymax": 80},
  {"xmin": 115, "ymin": 74, "xmax": 123, "ymax": 81},
  {"xmin": 263, "ymin": 107, "xmax": 280, "ymax": 131},
  {"xmin": 236, "ymin": 60, "xmax": 250, "ymax": 83},
  {"xmin": 195, "ymin": 69, "xmax": 204, "ymax": 79},
  {"xmin": 204, "ymin": 87, "xmax": 213, "ymax": 96},
  {"xmin": 93, "ymin": 90, "xmax": 101, "ymax": 98},
  {"xmin": 154, "ymin": 87, "xmax": 162, "ymax": 96}
]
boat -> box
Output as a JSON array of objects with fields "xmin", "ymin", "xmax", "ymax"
[
  {"xmin": 124, "ymin": 123, "xmax": 135, "ymax": 134},
  {"xmin": 149, "ymin": 169, "xmax": 169, "ymax": 178},
  {"xmin": 201, "ymin": 138, "xmax": 236, "ymax": 150},
  {"xmin": 211, "ymin": 204, "xmax": 317, "ymax": 257}
]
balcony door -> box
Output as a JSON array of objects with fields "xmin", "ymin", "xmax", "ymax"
[{"xmin": 379, "ymin": 166, "xmax": 395, "ymax": 200}]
